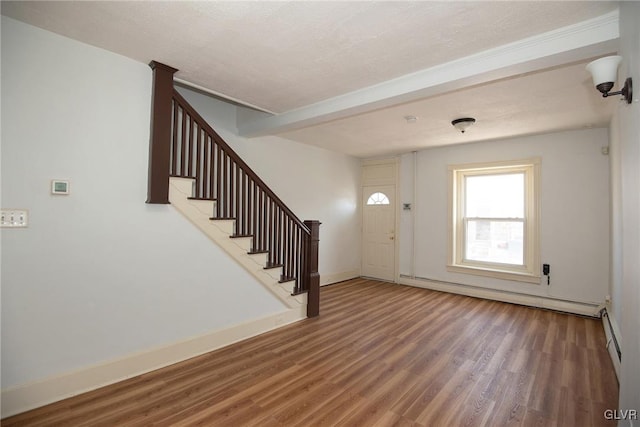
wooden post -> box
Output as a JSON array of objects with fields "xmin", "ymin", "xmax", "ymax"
[
  {"xmin": 304, "ymin": 220, "xmax": 321, "ymax": 318},
  {"xmin": 146, "ymin": 61, "xmax": 178, "ymax": 204}
]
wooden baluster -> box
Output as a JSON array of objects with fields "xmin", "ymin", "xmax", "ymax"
[
  {"xmin": 182, "ymin": 114, "xmax": 191, "ymax": 177},
  {"xmin": 206, "ymin": 135, "xmax": 212, "ymax": 200},
  {"xmin": 268, "ymin": 199, "xmax": 273, "ymax": 264},
  {"xmin": 252, "ymin": 180, "xmax": 257, "ymax": 250},
  {"xmin": 287, "ymin": 218, "xmax": 293, "ymax": 280},
  {"xmin": 287, "ymin": 219, "xmax": 295, "ymax": 277},
  {"xmin": 291, "ymin": 225, "xmax": 297, "ymax": 292},
  {"xmin": 229, "ymin": 161, "xmax": 234, "ymax": 220},
  {"xmin": 262, "ymin": 193, "xmax": 268, "ymax": 253},
  {"xmin": 235, "ymin": 163, "xmax": 240, "ymax": 233},
  {"xmin": 171, "ymin": 103, "xmax": 179, "ymax": 176},
  {"xmin": 188, "ymin": 116, "xmax": 192, "ymax": 176},
  {"xmin": 264, "ymin": 193, "xmax": 269, "ymax": 252},
  {"xmin": 281, "ymin": 216, "xmax": 287, "ymax": 279},
  {"xmin": 195, "ymin": 125, "xmax": 201, "ymax": 196},
  {"xmin": 190, "ymin": 118, "xmax": 196, "ymax": 178},
  {"xmin": 215, "ymin": 144, "xmax": 221, "ymax": 217},
  {"xmin": 282, "ymin": 216, "xmax": 287, "ymax": 280},
  {"xmin": 223, "ymin": 152, "xmax": 228, "ymax": 217},
  {"xmin": 276, "ymin": 207, "xmax": 282, "ymax": 267},
  {"xmin": 210, "ymin": 136, "xmax": 215, "ymax": 202},
  {"xmin": 257, "ymin": 190, "xmax": 263, "ymax": 250},
  {"xmin": 229, "ymin": 162, "xmax": 234, "ymax": 227},
  {"xmin": 299, "ymin": 226, "xmax": 303, "ymax": 292},
  {"xmin": 179, "ymin": 111, "xmax": 187, "ymax": 176},
  {"xmin": 241, "ymin": 172, "xmax": 247, "ymax": 235},
  {"xmin": 274, "ymin": 202, "xmax": 278, "ymax": 266},
  {"xmin": 299, "ymin": 227, "xmax": 303, "ymax": 292}
]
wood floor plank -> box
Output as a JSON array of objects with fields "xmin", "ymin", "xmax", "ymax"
[{"xmin": 2, "ymin": 279, "xmax": 619, "ymax": 426}]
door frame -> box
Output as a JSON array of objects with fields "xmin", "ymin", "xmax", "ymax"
[{"xmin": 361, "ymin": 157, "xmax": 400, "ymax": 283}]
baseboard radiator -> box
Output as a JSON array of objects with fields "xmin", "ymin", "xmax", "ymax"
[
  {"xmin": 398, "ymin": 275, "xmax": 602, "ymax": 317},
  {"xmin": 601, "ymin": 308, "xmax": 621, "ymax": 379}
]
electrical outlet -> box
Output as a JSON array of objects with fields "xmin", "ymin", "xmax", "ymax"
[{"xmin": 1, "ymin": 209, "xmax": 29, "ymax": 228}]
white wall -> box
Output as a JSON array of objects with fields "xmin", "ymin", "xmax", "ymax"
[
  {"xmin": 175, "ymin": 87, "xmax": 362, "ymax": 284},
  {"xmin": 0, "ymin": 16, "xmax": 357, "ymax": 394},
  {"xmin": 399, "ymin": 128, "xmax": 610, "ymax": 304},
  {"xmin": 610, "ymin": 2, "xmax": 640, "ymax": 423}
]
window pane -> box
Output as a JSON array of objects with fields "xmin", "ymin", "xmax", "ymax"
[
  {"xmin": 465, "ymin": 220, "xmax": 524, "ymax": 265},
  {"xmin": 367, "ymin": 192, "xmax": 390, "ymax": 205},
  {"xmin": 465, "ymin": 173, "xmax": 524, "ymax": 218}
]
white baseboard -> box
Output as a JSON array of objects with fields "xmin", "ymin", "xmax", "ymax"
[
  {"xmin": 398, "ymin": 276, "xmax": 602, "ymax": 317},
  {"xmin": 1, "ymin": 305, "xmax": 306, "ymax": 419},
  {"xmin": 601, "ymin": 310, "xmax": 621, "ymax": 380},
  {"xmin": 321, "ymin": 270, "xmax": 360, "ymax": 286}
]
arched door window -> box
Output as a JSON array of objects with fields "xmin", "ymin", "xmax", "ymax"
[{"xmin": 366, "ymin": 192, "xmax": 390, "ymax": 205}]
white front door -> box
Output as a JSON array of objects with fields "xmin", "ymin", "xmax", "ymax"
[{"xmin": 362, "ymin": 185, "xmax": 396, "ymax": 281}]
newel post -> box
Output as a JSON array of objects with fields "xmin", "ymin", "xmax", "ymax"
[
  {"xmin": 146, "ymin": 61, "xmax": 178, "ymax": 204},
  {"xmin": 304, "ymin": 220, "xmax": 321, "ymax": 318}
]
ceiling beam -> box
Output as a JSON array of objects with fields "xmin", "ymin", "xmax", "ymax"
[{"xmin": 238, "ymin": 10, "xmax": 619, "ymax": 138}]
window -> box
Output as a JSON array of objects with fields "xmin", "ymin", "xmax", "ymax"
[
  {"xmin": 448, "ymin": 159, "xmax": 540, "ymax": 283},
  {"xmin": 367, "ymin": 192, "xmax": 390, "ymax": 205}
]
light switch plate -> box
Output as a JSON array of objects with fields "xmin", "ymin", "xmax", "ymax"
[{"xmin": 1, "ymin": 209, "xmax": 29, "ymax": 227}]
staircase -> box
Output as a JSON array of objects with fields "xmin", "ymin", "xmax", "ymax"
[{"xmin": 146, "ymin": 61, "xmax": 320, "ymax": 317}]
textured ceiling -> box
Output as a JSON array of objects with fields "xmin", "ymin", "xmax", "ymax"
[
  {"xmin": 279, "ymin": 61, "xmax": 614, "ymax": 157},
  {"xmin": 1, "ymin": 1, "xmax": 622, "ymax": 157}
]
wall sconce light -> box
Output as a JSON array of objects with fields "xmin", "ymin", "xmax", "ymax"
[
  {"xmin": 451, "ymin": 117, "xmax": 476, "ymax": 133},
  {"xmin": 586, "ymin": 55, "xmax": 633, "ymax": 104}
]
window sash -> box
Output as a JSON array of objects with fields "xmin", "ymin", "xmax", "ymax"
[{"xmin": 463, "ymin": 218, "xmax": 525, "ymax": 266}]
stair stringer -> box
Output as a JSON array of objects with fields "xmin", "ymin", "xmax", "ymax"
[{"xmin": 168, "ymin": 177, "xmax": 306, "ymax": 310}]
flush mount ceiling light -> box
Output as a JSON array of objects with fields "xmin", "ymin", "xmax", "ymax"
[
  {"xmin": 586, "ymin": 55, "xmax": 633, "ymax": 104},
  {"xmin": 451, "ymin": 117, "xmax": 476, "ymax": 133}
]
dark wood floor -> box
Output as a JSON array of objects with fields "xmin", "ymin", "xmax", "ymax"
[{"xmin": 4, "ymin": 278, "xmax": 618, "ymax": 426}]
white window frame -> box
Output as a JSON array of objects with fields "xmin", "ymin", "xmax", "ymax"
[{"xmin": 448, "ymin": 158, "xmax": 541, "ymax": 283}]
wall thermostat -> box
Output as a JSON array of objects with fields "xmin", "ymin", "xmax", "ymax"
[{"xmin": 51, "ymin": 180, "xmax": 70, "ymax": 195}]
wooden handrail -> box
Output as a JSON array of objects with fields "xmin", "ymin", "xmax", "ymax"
[{"xmin": 146, "ymin": 61, "xmax": 319, "ymax": 316}]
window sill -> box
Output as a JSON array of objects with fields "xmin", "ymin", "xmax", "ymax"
[{"xmin": 447, "ymin": 264, "xmax": 540, "ymax": 284}]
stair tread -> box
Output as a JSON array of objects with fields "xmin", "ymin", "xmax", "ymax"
[
  {"xmin": 188, "ymin": 197, "xmax": 217, "ymax": 201},
  {"xmin": 209, "ymin": 217, "xmax": 236, "ymax": 220},
  {"xmin": 248, "ymin": 250, "xmax": 269, "ymax": 255},
  {"xmin": 264, "ymin": 262, "xmax": 283, "ymax": 270},
  {"xmin": 230, "ymin": 234, "xmax": 253, "ymax": 239},
  {"xmin": 279, "ymin": 276, "xmax": 296, "ymax": 284}
]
